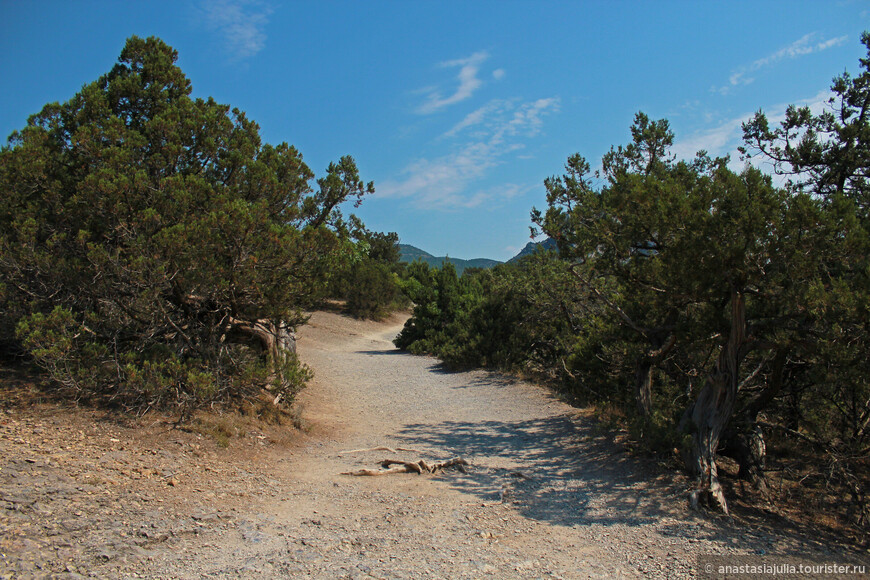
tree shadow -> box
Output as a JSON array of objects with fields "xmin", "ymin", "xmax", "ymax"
[
  {"xmin": 394, "ymin": 415, "xmax": 869, "ymax": 559},
  {"xmin": 395, "ymin": 415, "xmax": 679, "ymax": 528}
]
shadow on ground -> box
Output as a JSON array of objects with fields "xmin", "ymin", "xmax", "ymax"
[
  {"xmin": 355, "ymin": 349, "xmax": 409, "ymax": 356},
  {"xmin": 356, "ymin": 348, "xmax": 869, "ymax": 557},
  {"xmin": 394, "ymin": 416, "xmax": 857, "ymax": 557},
  {"xmin": 395, "ymin": 415, "xmax": 682, "ymax": 529}
]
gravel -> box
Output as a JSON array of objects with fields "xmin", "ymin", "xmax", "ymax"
[{"xmin": 1, "ymin": 310, "xmax": 866, "ymax": 579}]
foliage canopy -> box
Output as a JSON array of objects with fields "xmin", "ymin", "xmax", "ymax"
[
  {"xmin": 396, "ymin": 36, "xmax": 870, "ymax": 528},
  {"xmin": 0, "ymin": 36, "xmax": 373, "ymax": 412}
]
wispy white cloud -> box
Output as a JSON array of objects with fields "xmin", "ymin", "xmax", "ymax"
[
  {"xmin": 379, "ymin": 97, "xmax": 560, "ymax": 209},
  {"xmin": 444, "ymin": 97, "xmax": 561, "ymax": 141},
  {"xmin": 417, "ymin": 51, "xmax": 490, "ymax": 114},
  {"xmin": 202, "ymin": 0, "xmax": 273, "ymax": 61},
  {"xmin": 673, "ymin": 89, "xmax": 832, "ymax": 165},
  {"xmin": 504, "ymin": 98, "xmax": 560, "ymax": 139},
  {"xmin": 671, "ymin": 116, "xmax": 747, "ymax": 161},
  {"xmin": 377, "ymin": 145, "xmax": 497, "ymax": 209},
  {"xmin": 443, "ymin": 100, "xmax": 507, "ymax": 138},
  {"xmin": 755, "ymin": 33, "xmax": 848, "ymax": 67},
  {"xmin": 715, "ymin": 33, "xmax": 848, "ymax": 95}
]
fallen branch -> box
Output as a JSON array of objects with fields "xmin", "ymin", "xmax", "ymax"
[
  {"xmin": 341, "ymin": 457, "xmax": 469, "ymax": 476},
  {"xmin": 341, "ymin": 465, "xmax": 414, "ymax": 477}
]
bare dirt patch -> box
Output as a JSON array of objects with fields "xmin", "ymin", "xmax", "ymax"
[{"xmin": 0, "ymin": 366, "xmax": 307, "ymax": 578}]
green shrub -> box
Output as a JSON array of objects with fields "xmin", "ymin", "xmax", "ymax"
[{"xmin": 0, "ymin": 36, "xmax": 372, "ymax": 413}]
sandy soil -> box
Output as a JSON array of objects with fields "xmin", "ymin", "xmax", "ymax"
[{"xmin": 1, "ymin": 310, "xmax": 867, "ymax": 579}]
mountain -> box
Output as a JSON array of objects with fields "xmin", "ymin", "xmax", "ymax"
[
  {"xmin": 397, "ymin": 244, "xmax": 436, "ymax": 263},
  {"xmin": 398, "ymin": 238, "xmax": 558, "ymax": 275},
  {"xmin": 507, "ymin": 237, "xmax": 558, "ymax": 263},
  {"xmin": 398, "ymin": 244, "xmax": 501, "ymax": 276}
]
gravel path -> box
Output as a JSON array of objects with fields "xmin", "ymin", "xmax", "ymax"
[
  {"xmin": 147, "ymin": 311, "xmax": 862, "ymax": 578},
  {"xmin": 2, "ymin": 310, "xmax": 865, "ymax": 578}
]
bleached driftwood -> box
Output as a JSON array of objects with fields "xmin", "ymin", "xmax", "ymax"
[{"xmin": 341, "ymin": 457, "xmax": 469, "ymax": 476}]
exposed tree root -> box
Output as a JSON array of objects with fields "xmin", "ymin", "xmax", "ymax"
[{"xmin": 341, "ymin": 457, "xmax": 469, "ymax": 476}]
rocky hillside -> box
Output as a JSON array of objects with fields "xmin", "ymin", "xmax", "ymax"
[{"xmin": 507, "ymin": 238, "xmax": 558, "ymax": 263}]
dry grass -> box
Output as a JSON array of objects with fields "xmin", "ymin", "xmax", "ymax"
[
  {"xmin": 578, "ymin": 395, "xmax": 869, "ymax": 550},
  {"xmin": 743, "ymin": 435, "xmax": 869, "ymax": 549},
  {"xmin": 0, "ymin": 360, "xmax": 308, "ymax": 453}
]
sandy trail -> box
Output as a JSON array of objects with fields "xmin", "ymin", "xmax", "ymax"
[{"xmin": 150, "ymin": 310, "xmax": 852, "ymax": 579}]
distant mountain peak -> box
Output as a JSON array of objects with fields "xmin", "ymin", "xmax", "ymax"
[
  {"xmin": 398, "ymin": 244, "xmax": 435, "ymax": 260},
  {"xmin": 507, "ymin": 238, "xmax": 558, "ymax": 263}
]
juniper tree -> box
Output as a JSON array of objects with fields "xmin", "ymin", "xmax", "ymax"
[
  {"xmin": 0, "ymin": 36, "xmax": 373, "ymax": 411},
  {"xmin": 741, "ymin": 33, "xmax": 870, "ymax": 524},
  {"xmin": 534, "ymin": 113, "xmax": 797, "ymax": 512}
]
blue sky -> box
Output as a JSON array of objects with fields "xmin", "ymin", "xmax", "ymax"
[{"xmin": 1, "ymin": 1, "xmax": 867, "ymax": 261}]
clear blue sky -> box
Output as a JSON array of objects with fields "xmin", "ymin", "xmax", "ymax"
[{"xmin": 1, "ymin": 1, "xmax": 867, "ymax": 261}]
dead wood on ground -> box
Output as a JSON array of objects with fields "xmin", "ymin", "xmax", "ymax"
[{"xmin": 341, "ymin": 457, "xmax": 469, "ymax": 476}]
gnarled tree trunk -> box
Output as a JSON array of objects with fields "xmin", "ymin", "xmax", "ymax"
[
  {"xmin": 635, "ymin": 360, "xmax": 654, "ymax": 419},
  {"xmin": 720, "ymin": 349, "xmax": 788, "ymax": 495},
  {"xmin": 681, "ymin": 289, "xmax": 745, "ymax": 514},
  {"xmin": 225, "ymin": 317, "xmax": 297, "ymax": 401},
  {"xmin": 634, "ymin": 334, "xmax": 676, "ymax": 418},
  {"xmin": 720, "ymin": 425, "xmax": 767, "ymax": 494}
]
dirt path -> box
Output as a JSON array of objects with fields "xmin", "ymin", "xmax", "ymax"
[
  {"xmin": 2, "ymin": 310, "xmax": 865, "ymax": 578},
  {"xmin": 145, "ymin": 311, "xmax": 862, "ymax": 578}
]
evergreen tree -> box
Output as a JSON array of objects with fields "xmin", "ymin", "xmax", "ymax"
[
  {"xmin": 741, "ymin": 33, "xmax": 870, "ymax": 524},
  {"xmin": 0, "ymin": 36, "xmax": 373, "ymax": 411},
  {"xmin": 341, "ymin": 230, "xmax": 405, "ymax": 319},
  {"xmin": 534, "ymin": 112, "xmax": 801, "ymax": 512}
]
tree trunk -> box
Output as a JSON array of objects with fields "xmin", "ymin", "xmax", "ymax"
[
  {"xmin": 682, "ymin": 290, "xmax": 745, "ymax": 514},
  {"xmin": 720, "ymin": 349, "xmax": 787, "ymax": 494},
  {"xmin": 735, "ymin": 426, "xmax": 767, "ymax": 491},
  {"xmin": 635, "ymin": 359, "xmax": 654, "ymax": 418},
  {"xmin": 634, "ymin": 334, "xmax": 676, "ymax": 419},
  {"xmin": 225, "ymin": 317, "xmax": 297, "ymax": 396},
  {"xmin": 721, "ymin": 425, "xmax": 768, "ymax": 494}
]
